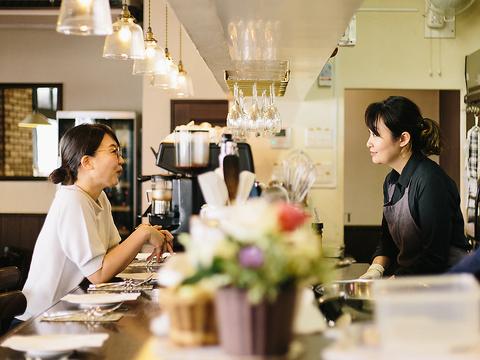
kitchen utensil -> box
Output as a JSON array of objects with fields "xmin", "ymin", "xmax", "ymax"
[
  {"xmin": 282, "ymin": 151, "xmax": 317, "ymax": 203},
  {"xmin": 223, "ymin": 155, "xmax": 240, "ymax": 203},
  {"xmin": 235, "ymin": 170, "xmax": 255, "ymax": 203},
  {"xmin": 313, "ymin": 279, "xmax": 374, "ymax": 326}
]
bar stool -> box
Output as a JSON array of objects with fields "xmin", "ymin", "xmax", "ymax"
[{"xmin": 0, "ymin": 267, "xmax": 26, "ymax": 335}]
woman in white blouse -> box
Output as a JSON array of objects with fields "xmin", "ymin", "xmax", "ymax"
[{"xmin": 16, "ymin": 124, "xmax": 173, "ymax": 321}]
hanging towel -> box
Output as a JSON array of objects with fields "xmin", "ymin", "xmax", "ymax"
[{"xmin": 465, "ymin": 125, "xmax": 480, "ymax": 223}]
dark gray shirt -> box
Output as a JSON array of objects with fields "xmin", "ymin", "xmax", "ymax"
[{"xmin": 373, "ymin": 152, "xmax": 469, "ymax": 275}]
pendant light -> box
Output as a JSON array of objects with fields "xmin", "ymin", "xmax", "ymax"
[
  {"xmin": 18, "ymin": 111, "xmax": 51, "ymax": 128},
  {"xmin": 152, "ymin": 3, "xmax": 178, "ymax": 89},
  {"xmin": 173, "ymin": 26, "xmax": 194, "ymax": 97},
  {"xmin": 57, "ymin": 0, "xmax": 112, "ymax": 35},
  {"xmin": 103, "ymin": 1, "xmax": 145, "ymax": 60},
  {"xmin": 132, "ymin": 0, "xmax": 165, "ymax": 75}
]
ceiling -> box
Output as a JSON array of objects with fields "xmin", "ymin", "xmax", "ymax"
[{"xmin": 168, "ymin": 0, "xmax": 364, "ymax": 98}]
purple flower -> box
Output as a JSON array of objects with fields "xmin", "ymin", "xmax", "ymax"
[{"xmin": 238, "ymin": 245, "xmax": 264, "ymax": 268}]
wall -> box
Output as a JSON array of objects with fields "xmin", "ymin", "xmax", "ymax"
[
  {"xmin": 336, "ymin": 0, "xmax": 480, "ymax": 232},
  {"xmin": 143, "ymin": 0, "xmax": 480, "ymax": 249},
  {"xmin": 141, "ymin": 1, "xmax": 226, "ymax": 209},
  {"xmin": 0, "ymin": 29, "xmax": 142, "ymax": 213}
]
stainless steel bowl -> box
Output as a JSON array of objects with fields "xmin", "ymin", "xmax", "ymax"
[{"xmin": 313, "ymin": 279, "xmax": 375, "ymax": 325}]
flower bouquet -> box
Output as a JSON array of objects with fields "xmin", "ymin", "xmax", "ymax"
[{"xmin": 178, "ymin": 199, "xmax": 329, "ymax": 355}]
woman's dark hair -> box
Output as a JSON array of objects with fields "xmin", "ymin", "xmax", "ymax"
[
  {"xmin": 365, "ymin": 96, "xmax": 441, "ymax": 156},
  {"xmin": 49, "ymin": 123, "xmax": 119, "ymax": 185}
]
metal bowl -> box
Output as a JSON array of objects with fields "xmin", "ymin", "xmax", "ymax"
[{"xmin": 313, "ymin": 279, "xmax": 375, "ymax": 325}]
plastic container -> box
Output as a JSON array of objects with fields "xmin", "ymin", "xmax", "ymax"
[
  {"xmin": 373, "ymin": 274, "xmax": 480, "ymax": 354},
  {"xmin": 174, "ymin": 129, "xmax": 210, "ymax": 168}
]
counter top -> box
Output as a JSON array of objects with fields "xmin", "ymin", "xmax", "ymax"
[{"xmin": 0, "ymin": 262, "xmax": 369, "ymax": 359}]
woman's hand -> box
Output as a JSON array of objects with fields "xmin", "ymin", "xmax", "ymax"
[
  {"xmin": 359, "ymin": 263, "xmax": 385, "ymax": 279},
  {"xmin": 143, "ymin": 225, "xmax": 174, "ymax": 262}
]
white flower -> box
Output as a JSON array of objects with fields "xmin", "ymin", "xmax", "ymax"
[
  {"xmin": 218, "ymin": 199, "xmax": 278, "ymax": 242},
  {"xmin": 186, "ymin": 216, "xmax": 226, "ymax": 268}
]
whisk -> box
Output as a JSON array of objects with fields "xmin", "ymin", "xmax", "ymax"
[{"xmin": 281, "ymin": 151, "xmax": 317, "ymax": 203}]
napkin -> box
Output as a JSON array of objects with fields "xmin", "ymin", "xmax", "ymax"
[
  {"xmin": 62, "ymin": 293, "xmax": 140, "ymax": 305},
  {"xmin": 117, "ymin": 272, "xmax": 158, "ymax": 281},
  {"xmin": 2, "ymin": 333, "xmax": 109, "ymax": 352},
  {"xmin": 293, "ymin": 288, "xmax": 327, "ymax": 334},
  {"xmin": 41, "ymin": 312, "xmax": 123, "ymax": 322},
  {"xmin": 135, "ymin": 252, "xmax": 151, "ymax": 261}
]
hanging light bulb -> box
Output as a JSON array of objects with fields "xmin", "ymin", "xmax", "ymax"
[
  {"xmin": 103, "ymin": 1, "xmax": 145, "ymax": 60},
  {"xmin": 57, "ymin": 0, "xmax": 112, "ymax": 35},
  {"xmin": 152, "ymin": 3, "xmax": 178, "ymax": 89},
  {"xmin": 133, "ymin": 0, "xmax": 165, "ymax": 75},
  {"xmin": 173, "ymin": 27, "xmax": 193, "ymax": 97}
]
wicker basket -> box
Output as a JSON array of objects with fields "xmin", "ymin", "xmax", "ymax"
[{"xmin": 160, "ymin": 287, "xmax": 218, "ymax": 346}]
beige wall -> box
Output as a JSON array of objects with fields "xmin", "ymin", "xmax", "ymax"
[
  {"xmin": 336, "ymin": 0, "xmax": 480, "ymax": 234},
  {"xmin": 344, "ymin": 89, "xmax": 440, "ymax": 225},
  {"xmin": 0, "ymin": 29, "xmax": 142, "ymax": 213},
  {"xmin": 144, "ymin": 0, "xmax": 480, "ymax": 248}
]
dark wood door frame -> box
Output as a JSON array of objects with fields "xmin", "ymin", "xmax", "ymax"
[{"xmin": 170, "ymin": 99, "xmax": 228, "ymax": 132}]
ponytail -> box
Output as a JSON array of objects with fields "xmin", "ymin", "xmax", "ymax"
[
  {"xmin": 49, "ymin": 166, "xmax": 73, "ymax": 185},
  {"xmin": 420, "ymin": 118, "xmax": 442, "ymax": 156}
]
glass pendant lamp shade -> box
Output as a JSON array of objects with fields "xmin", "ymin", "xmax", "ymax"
[
  {"xmin": 151, "ymin": 50, "xmax": 177, "ymax": 89},
  {"xmin": 133, "ymin": 32, "xmax": 165, "ymax": 75},
  {"xmin": 18, "ymin": 112, "xmax": 51, "ymax": 128},
  {"xmin": 132, "ymin": 41, "xmax": 164, "ymax": 75},
  {"xmin": 103, "ymin": 4, "xmax": 145, "ymax": 60},
  {"xmin": 174, "ymin": 61, "xmax": 194, "ymax": 97},
  {"xmin": 57, "ymin": 0, "xmax": 113, "ymax": 35}
]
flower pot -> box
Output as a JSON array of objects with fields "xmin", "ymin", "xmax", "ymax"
[
  {"xmin": 159, "ymin": 287, "xmax": 218, "ymax": 346},
  {"xmin": 215, "ymin": 286, "xmax": 297, "ymax": 356}
]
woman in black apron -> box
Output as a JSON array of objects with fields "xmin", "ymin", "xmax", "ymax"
[{"xmin": 360, "ymin": 96, "xmax": 469, "ymax": 279}]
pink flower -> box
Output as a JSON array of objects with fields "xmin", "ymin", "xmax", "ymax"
[
  {"xmin": 238, "ymin": 245, "xmax": 264, "ymax": 268},
  {"xmin": 277, "ymin": 203, "xmax": 309, "ymax": 232}
]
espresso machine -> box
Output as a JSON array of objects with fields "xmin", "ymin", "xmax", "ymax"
[{"xmin": 141, "ymin": 132, "xmax": 255, "ymax": 249}]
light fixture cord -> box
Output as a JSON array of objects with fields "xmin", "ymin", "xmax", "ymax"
[
  {"xmin": 165, "ymin": 3, "xmax": 169, "ymax": 49},
  {"xmin": 148, "ymin": 0, "xmax": 151, "ymax": 29},
  {"xmin": 179, "ymin": 26, "xmax": 182, "ymax": 61}
]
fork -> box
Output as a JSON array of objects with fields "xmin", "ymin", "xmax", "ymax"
[{"xmin": 43, "ymin": 302, "xmax": 124, "ymax": 320}]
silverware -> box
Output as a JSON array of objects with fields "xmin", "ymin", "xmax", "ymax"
[{"xmin": 43, "ymin": 302, "xmax": 124, "ymax": 320}]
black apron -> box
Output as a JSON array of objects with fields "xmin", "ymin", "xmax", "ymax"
[{"xmin": 384, "ymin": 181, "xmax": 466, "ymax": 270}]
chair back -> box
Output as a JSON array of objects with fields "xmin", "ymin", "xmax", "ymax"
[
  {"xmin": 0, "ymin": 266, "xmax": 21, "ymax": 292},
  {"xmin": 0, "ymin": 291, "xmax": 26, "ymax": 335}
]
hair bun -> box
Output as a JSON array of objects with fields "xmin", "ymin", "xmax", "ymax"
[{"xmin": 49, "ymin": 166, "xmax": 70, "ymax": 184}]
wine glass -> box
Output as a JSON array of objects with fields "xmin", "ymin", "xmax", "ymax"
[
  {"xmin": 227, "ymin": 83, "xmax": 246, "ymax": 141},
  {"xmin": 248, "ymin": 83, "xmax": 263, "ymax": 137},
  {"xmin": 263, "ymin": 83, "xmax": 281, "ymax": 136}
]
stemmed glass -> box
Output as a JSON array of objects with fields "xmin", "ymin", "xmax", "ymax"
[
  {"xmin": 248, "ymin": 83, "xmax": 263, "ymax": 137},
  {"xmin": 263, "ymin": 83, "xmax": 281, "ymax": 136},
  {"xmin": 226, "ymin": 82, "xmax": 281, "ymax": 138},
  {"xmin": 227, "ymin": 83, "xmax": 247, "ymax": 141}
]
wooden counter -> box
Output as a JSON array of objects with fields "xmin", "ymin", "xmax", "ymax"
[{"xmin": 0, "ymin": 263, "xmax": 369, "ymax": 359}]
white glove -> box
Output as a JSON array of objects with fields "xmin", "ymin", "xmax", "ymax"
[{"xmin": 359, "ymin": 263, "xmax": 385, "ymax": 279}]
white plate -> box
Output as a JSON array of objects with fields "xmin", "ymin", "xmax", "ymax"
[
  {"xmin": 2, "ymin": 334, "xmax": 109, "ymax": 357},
  {"xmin": 26, "ymin": 349, "xmax": 73, "ymax": 359},
  {"xmin": 61, "ymin": 293, "xmax": 140, "ymax": 307}
]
